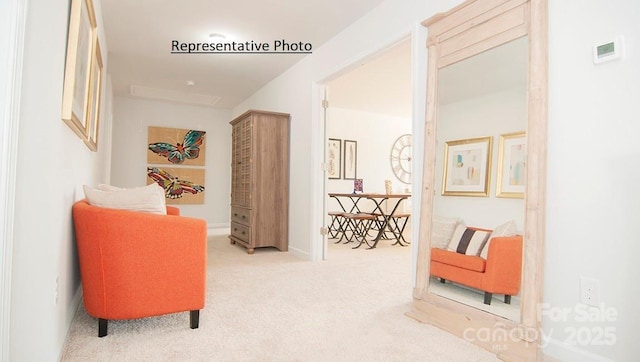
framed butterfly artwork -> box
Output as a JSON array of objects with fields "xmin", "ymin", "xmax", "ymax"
[
  {"xmin": 146, "ymin": 166, "xmax": 205, "ymax": 205},
  {"xmin": 147, "ymin": 126, "xmax": 206, "ymax": 166}
]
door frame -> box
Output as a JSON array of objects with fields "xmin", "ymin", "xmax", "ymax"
[
  {"xmin": 0, "ymin": 0, "xmax": 27, "ymax": 359},
  {"xmin": 312, "ymin": 29, "xmax": 421, "ymax": 263}
]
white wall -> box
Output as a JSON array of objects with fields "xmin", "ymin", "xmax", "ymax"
[
  {"xmin": 326, "ymin": 108, "xmax": 412, "ymax": 215},
  {"xmin": 10, "ymin": 0, "xmax": 111, "ymax": 359},
  {"xmin": 110, "ymin": 96, "xmax": 232, "ymax": 228},
  {"xmin": 434, "ymin": 88, "xmax": 526, "ymax": 230},
  {"xmin": 543, "ymin": 0, "xmax": 639, "ymax": 360},
  {"xmin": 326, "ymin": 107, "xmax": 412, "ymax": 197}
]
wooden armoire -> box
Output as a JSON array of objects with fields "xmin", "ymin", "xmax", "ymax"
[{"xmin": 229, "ymin": 110, "xmax": 290, "ymax": 254}]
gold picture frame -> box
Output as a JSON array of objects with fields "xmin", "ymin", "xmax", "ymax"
[
  {"xmin": 496, "ymin": 131, "xmax": 526, "ymax": 198},
  {"xmin": 61, "ymin": 0, "xmax": 97, "ymax": 145},
  {"xmin": 84, "ymin": 34, "xmax": 103, "ymax": 151},
  {"xmin": 441, "ymin": 136, "xmax": 492, "ymax": 197}
]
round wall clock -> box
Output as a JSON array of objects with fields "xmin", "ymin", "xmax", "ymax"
[{"xmin": 390, "ymin": 134, "xmax": 412, "ymax": 184}]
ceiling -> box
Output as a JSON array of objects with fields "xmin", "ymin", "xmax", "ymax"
[
  {"xmin": 101, "ymin": 0, "xmax": 387, "ymax": 109},
  {"xmin": 323, "ymin": 36, "xmax": 527, "ymax": 119},
  {"xmin": 327, "ymin": 39, "xmax": 412, "ymax": 118}
]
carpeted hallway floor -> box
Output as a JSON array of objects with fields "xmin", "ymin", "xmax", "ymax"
[{"xmin": 61, "ymin": 234, "xmax": 499, "ymax": 361}]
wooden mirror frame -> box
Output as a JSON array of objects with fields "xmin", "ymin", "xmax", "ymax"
[{"xmin": 408, "ymin": 0, "xmax": 547, "ymax": 360}]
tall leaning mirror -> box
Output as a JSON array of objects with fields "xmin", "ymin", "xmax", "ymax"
[
  {"xmin": 430, "ymin": 35, "xmax": 528, "ymax": 321},
  {"xmin": 408, "ymin": 0, "xmax": 547, "ymax": 360}
]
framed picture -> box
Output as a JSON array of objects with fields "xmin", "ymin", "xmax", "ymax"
[
  {"xmin": 147, "ymin": 127, "xmax": 207, "ymax": 166},
  {"xmin": 343, "ymin": 140, "xmax": 357, "ymax": 180},
  {"xmin": 327, "ymin": 138, "xmax": 341, "ymax": 179},
  {"xmin": 84, "ymin": 34, "xmax": 103, "ymax": 151},
  {"xmin": 146, "ymin": 166, "xmax": 205, "ymax": 205},
  {"xmin": 61, "ymin": 0, "xmax": 97, "ymax": 143},
  {"xmin": 442, "ymin": 136, "xmax": 492, "ymax": 197},
  {"xmin": 496, "ymin": 131, "xmax": 526, "ymax": 198}
]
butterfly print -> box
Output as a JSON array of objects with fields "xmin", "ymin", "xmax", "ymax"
[
  {"xmin": 148, "ymin": 130, "xmax": 206, "ymax": 164},
  {"xmin": 147, "ymin": 167, "xmax": 205, "ymax": 199}
]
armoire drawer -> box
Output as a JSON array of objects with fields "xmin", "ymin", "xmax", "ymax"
[
  {"xmin": 231, "ymin": 207, "xmax": 251, "ymax": 225},
  {"xmin": 230, "ymin": 222, "xmax": 251, "ymax": 243}
]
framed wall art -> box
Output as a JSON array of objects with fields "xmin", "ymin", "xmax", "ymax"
[
  {"xmin": 327, "ymin": 138, "xmax": 341, "ymax": 179},
  {"xmin": 441, "ymin": 136, "xmax": 492, "ymax": 197},
  {"xmin": 146, "ymin": 166, "xmax": 205, "ymax": 205},
  {"xmin": 61, "ymin": 0, "xmax": 97, "ymax": 142},
  {"xmin": 343, "ymin": 140, "xmax": 357, "ymax": 180},
  {"xmin": 147, "ymin": 127, "xmax": 207, "ymax": 166},
  {"xmin": 84, "ymin": 35, "xmax": 103, "ymax": 151},
  {"xmin": 496, "ymin": 131, "xmax": 526, "ymax": 198}
]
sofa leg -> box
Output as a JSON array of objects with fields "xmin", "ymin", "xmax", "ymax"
[
  {"xmin": 483, "ymin": 292, "xmax": 492, "ymax": 305},
  {"xmin": 190, "ymin": 310, "xmax": 200, "ymax": 329},
  {"xmin": 98, "ymin": 318, "xmax": 108, "ymax": 337},
  {"xmin": 504, "ymin": 295, "xmax": 511, "ymax": 304},
  {"xmin": 439, "ymin": 278, "xmax": 446, "ymax": 284}
]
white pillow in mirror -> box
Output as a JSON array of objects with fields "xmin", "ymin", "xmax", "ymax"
[
  {"xmin": 492, "ymin": 219, "xmax": 518, "ymax": 237},
  {"xmin": 480, "ymin": 220, "xmax": 518, "ymax": 259},
  {"xmin": 431, "ymin": 216, "xmax": 460, "ymax": 249},
  {"xmin": 83, "ymin": 183, "xmax": 167, "ymax": 215},
  {"xmin": 446, "ymin": 223, "xmax": 491, "ymax": 256}
]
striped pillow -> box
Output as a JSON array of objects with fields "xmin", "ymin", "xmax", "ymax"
[{"xmin": 446, "ymin": 223, "xmax": 491, "ymax": 256}]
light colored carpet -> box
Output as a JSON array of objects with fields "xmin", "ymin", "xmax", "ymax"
[{"xmin": 61, "ymin": 235, "xmax": 500, "ymax": 361}]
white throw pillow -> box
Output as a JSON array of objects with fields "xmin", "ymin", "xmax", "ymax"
[
  {"xmin": 431, "ymin": 216, "xmax": 460, "ymax": 249},
  {"xmin": 97, "ymin": 184, "xmax": 122, "ymax": 192},
  {"xmin": 446, "ymin": 222, "xmax": 491, "ymax": 256},
  {"xmin": 83, "ymin": 183, "xmax": 167, "ymax": 215},
  {"xmin": 492, "ymin": 219, "xmax": 518, "ymax": 237},
  {"xmin": 480, "ymin": 220, "xmax": 518, "ymax": 259}
]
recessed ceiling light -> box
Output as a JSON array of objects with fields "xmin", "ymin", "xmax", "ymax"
[
  {"xmin": 186, "ymin": 80, "xmax": 195, "ymax": 86},
  {"xmin": 209, "ymin": 32, "xmax": 226, "ymax": 41}
]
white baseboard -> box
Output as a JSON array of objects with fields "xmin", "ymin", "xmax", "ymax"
[
  {"xmin": 59, "ymin": 286, "xmax": 84, "ymax": 361},
  {"xmin": 207, "ymin": 223, "xmax": 230, "ymax": 236},
  {"xmin": 207, "ymin": 223, "xmax": 305, "ymax": 260},
  {"xmin": 543, "ymin": 338, "xmax": 614, "ymax": 362},
  {"xmin": 287, "ymin": 246, "xmax": 310, "ymax": 260},
  {"xmin": 71, "ymin": 285, "xmax": 83, "ymax": 313}
]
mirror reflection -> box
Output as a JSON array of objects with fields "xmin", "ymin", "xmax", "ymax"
[{"xmin": 428, "ymin": 36, "xmax": 528, "ymax": 321}]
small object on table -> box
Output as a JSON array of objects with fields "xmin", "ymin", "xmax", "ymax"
[
  {"xmin": 353, "ymin": 179, "xmax": 363, "ymax": 194},
  {"xmin": 385, "ymin": 180, "xmax": 393, "ymax": 195}
]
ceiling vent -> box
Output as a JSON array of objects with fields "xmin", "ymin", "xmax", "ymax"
[{"xmin": 129, "ymin": 85, "xmax": 222, "ymax": 107}]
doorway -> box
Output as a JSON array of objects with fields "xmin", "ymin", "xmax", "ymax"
[{"xmin": 321, "ymin": 38, "xmax": 413, "ymax": 260}]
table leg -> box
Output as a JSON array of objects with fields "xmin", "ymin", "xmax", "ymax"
[
  {"xmin": 367, "ymin": 198, "xmax": 388, "ymax": 249},
  {"xmin": 388, "ymin": 214, "xmax": 410, "ymax": 246},
  {"xmin": 368, "ymin": 197, "xmax": 408, "ymax": 249}
]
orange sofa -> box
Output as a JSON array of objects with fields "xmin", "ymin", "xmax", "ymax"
[
  {"xmin": 430, "ymin": 235, "xmax": 523, "ymax": 305},
  {"xmin": 72, "ymin": 199, "xmax": 207, "ymax": 337}
]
